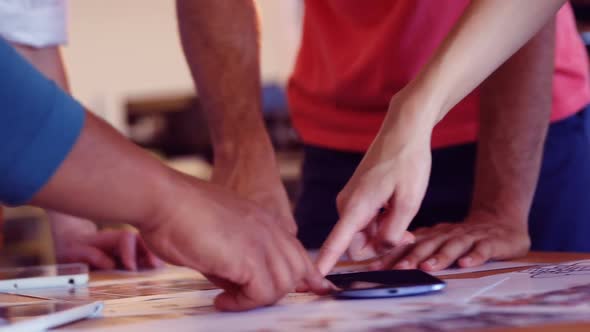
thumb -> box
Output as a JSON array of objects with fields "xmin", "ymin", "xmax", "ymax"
[
  {"xmin": 209, "ymin": 269, "xmax": 254, "ymax": 311},
  {"xmin": 377, "ymin": 194, "xmax": 419, "ymax": 248},
  {"xmin": 214, "ymin": 290, "xmax": 260, "ymax": 312},
  {"xmin": 347, "ymin": 221, "xmax": 380, "ymax": 261}
]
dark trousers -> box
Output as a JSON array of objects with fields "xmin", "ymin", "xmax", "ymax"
[{"xmin": 295, "ymin": 107, "xmax": 590, "ymax": 251}]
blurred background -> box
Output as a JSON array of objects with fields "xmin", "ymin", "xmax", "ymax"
[
  {"xmin": 1, "ymin": 0, "xmax": 304, "ymax": 267},
  {"xmin": 2, "ymin": 0, "xmax": 590, "ymax": 267}
]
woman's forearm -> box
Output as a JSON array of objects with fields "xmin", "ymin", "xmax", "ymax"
[{"xmin": 400, "ymin": 0, "xmax": 565, "ymax": 126}]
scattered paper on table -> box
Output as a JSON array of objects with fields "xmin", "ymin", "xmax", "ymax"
[
  {"xmin": 473, "ymin": 260, "xmax": 590, "ymax": 310},
  {"xmin": 431, "ymin": 261, "xmax": 539, "ymax": 276},
  {"xmin": 5, "ymin": 261, "xmax": 589, "ymax": 332}
]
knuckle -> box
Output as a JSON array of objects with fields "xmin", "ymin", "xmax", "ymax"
[
  {"xmin": 451, "ymin": 235, "xmax": 475, "ymax": 249},
  {"xmin": 470, "ymin": 243, "xmax": 486, "ymax": 254},
  {"xmin": 435, "ymin": 252, "xmax": 452, "ymax": 264},
  {"xmin": 406, "ymin": 246, "xmax": 430, "ymax": 261},
  {"xmin": 336, "ymin": 189, "xmax": 358, "ymax": 212},
  {"xmin": 437, "ymin": 247, "xmax": 457, "ymax": 259},
  {"xmin": 335, "ymin": 192, "xmax": 347, "ymax": 208},
  {"xmin": 286, "ymin": 222, "xmax": 298, "ymax": 235},
  {"xmin": 472, "ymin": 242, "xmax": 492, "ymax": 257},
  {"xmin": 521, "ymin": 236, "xmax": 532, "ymax": 251},
  {"xmin": 404, "ymin": 252, "xmax": 428, "ymax": 265},
  {"xmin": 439, "ymin": 241, "xmax": 466, "ymax": 255},
  {"xmin": 336, "ymin": 195, "xmax": 353, "ymax": 215},
  {"xmin": 467, "ymin": 247, "xmax": 485, "ymax": 260},
  {"xmin": 448, "ymin": 226, "xmax": 466, "ymax": 236},
  {"xmin": 415, "ymin": 239, "xmax": 441, "ymax": 255},
  {"xmin": 394, "ymin": 197, "xmax": 419, "ymax": 216},
  {"xmin": 218, "ymin": 260, "xmax": 252, "ymax": 285},
  {"xmin": 432, "ymin": 223, "xmax": 448, "ymax": 230},
  {"xmin": 477, "ymin": 239, "xmax": 495, "ymax": 249}
]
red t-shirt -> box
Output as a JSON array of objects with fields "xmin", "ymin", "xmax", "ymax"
[{"xmin": 288, "ymin": 1, "xmax": 590, "ymax": 152}]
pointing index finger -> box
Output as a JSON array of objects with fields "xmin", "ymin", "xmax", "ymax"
[{"xmin": 316, "ymin": 212, "xmax": 365, "ymax": 275}]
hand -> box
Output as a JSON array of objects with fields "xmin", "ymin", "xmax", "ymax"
[
  {"xmin": 212, "ymin": 144, "xmax": 296, "ymax": 234},
  {"xmin": 316, "ymin": 94, "xmax": 435, "ymax": 275},
  {"xmin": 139, "ymin": 172, "xmax": 330, "ymax": 311},
  {"xmin": 48, "ymin": 212, "xmax": 164, "ymax": 271},
  {"xmin": 379, "ymin": 211, "xmax": 531, "ymax": 271}
]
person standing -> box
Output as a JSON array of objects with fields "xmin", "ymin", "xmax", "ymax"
[{"xmin": 174, "ymin": 0, "xmax": 582, "ymax": 275}]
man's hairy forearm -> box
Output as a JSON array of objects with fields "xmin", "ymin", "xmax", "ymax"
[
  {"xmin": 176, "ymin": 1, "xmax": 294, "ymax": 229},
  {"xmin": 176, "ymin": 0, "xmax": 272, "ymax": 160},
  {"xmin": 31, "ymin": 112, "xmax": 173, "ymax": 230},
  {"xmin": 471, "ymin": 19, "xmax": 555, "ymax": 226}
]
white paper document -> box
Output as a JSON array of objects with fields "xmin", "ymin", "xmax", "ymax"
[{"xmin": 473, "ymin": 260, "xmax": 590, "ymax": 310}]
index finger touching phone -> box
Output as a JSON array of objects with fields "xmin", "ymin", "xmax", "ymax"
[{"xmin": 316, "ymin": 213, "xmax": 367, "ymax": 276}]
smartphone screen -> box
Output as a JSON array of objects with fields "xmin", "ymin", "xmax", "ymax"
[{"xmin": 326, "ymin": 270, "xmax": 446, "ymax": 298}]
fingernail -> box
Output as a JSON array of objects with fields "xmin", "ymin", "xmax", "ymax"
[
  {"xmin": 323, "ymin": 279, "xmax": 334, "ymax": 290},
  {"xmin": 461, "ymin": 256, "xmax": 473, "ymax": 266},
  {"xmin": 401, "ymin": 238, "xmax": 415, "ymax": 246},
  {"xmin": 369, "ymin": 261, "xmax": 383, "ymax": 271},
  {"xmin": 425, "ymin": 258, "xmax": 438, "ymax": 267},
  {"xmin": 396, "ymin": 260, "xmax": 409, "ymax": 269},
  {"xmin": 401, "ymin": 231, "xmax": 416, "ymax": 245}
]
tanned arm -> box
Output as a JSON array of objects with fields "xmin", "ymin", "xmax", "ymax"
[{"xmin": 176, "ymin": 0, "xmax": 295, "ymax": 233}]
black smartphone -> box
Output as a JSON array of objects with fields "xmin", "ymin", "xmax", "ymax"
[{"xmin": 326, "ymin": 270, "xmax": 446, "ymax": 299}]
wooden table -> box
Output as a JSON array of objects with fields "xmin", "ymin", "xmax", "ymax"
[{"xmin": 4, "ymin": 252, "xmax": 589, "ymax": 331}]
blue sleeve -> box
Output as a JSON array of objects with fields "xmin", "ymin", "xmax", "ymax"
[{"xmin": 0, "ymin": 38, "xmax": 85, "ymax": 205}]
